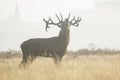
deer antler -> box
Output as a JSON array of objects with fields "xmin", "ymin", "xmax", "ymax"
[
  {"xmin": 43, "ymin": 13, "xmax": 63, "ymax": 31},
  {"xmin": 55, "ymin": 13, "xmax": 63, "ymax": 23},
  {"xmin": 70, "ymin": 16, "xmax": 81, "ymax": 27},
  {"xmin": 68, "ymin": 12, "xmax": 70, "ymax": 20}
]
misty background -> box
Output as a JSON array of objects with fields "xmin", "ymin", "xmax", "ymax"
[{"xmin": 0, "ymin": 0, "xmax": 120, "ymax": 51}]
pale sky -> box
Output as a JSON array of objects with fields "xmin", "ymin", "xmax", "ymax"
[{"xmin": 0, "ymin": 0, "xmax": 120, "ymax": 51}]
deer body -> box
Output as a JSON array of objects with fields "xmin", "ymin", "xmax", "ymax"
[
  {"xmin": 21, "ymin": 29, "xmax": 69, "ymax": 58},
  {"xmin": 20, "ymin": 13, "xmax": 81, "ymax": 67}
]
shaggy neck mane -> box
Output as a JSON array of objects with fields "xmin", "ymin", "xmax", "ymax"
[{"xmin": 58, "ymin": 28, "xmax": 70, "ymax": 50}]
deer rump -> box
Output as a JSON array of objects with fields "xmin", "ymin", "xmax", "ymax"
[{"xmin": 21, "ymin": 37, "xmax": 66, "ymax": 58}]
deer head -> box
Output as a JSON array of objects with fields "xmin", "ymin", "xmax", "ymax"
[{"xmin": 43, "ymin": 13, "xmax": 81, "ymax": 31}]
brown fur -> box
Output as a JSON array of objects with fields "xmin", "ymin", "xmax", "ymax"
[{"xmin": 20, "ymin": 14, "xmax": 81, "ymax": 67}]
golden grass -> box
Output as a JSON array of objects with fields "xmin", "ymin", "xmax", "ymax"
[{"xmin": 0, "ymin": 55, "xmax": 120, "ymax": 80}]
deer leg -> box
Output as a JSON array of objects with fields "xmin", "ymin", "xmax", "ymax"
[
  {"xmin": 53, "ymin": 57, "xmax": 58, "ymax": 64},
  {"xmin": 53, "ymin": 53, "xmax": 62, "ymax": 65},
  {"xmin": 19, "ymin": 53, "xmax": 30, "ymax": 68},
  {"xmin": 53, "ymin": 51, "xmax": 66, "ymax": 66},
  {"xmin": 19, "ymin": 55, "xmax": 27, "ymax": 68},
  {"xmin": 53, "ymin": 57, "xmax": 62, "ymax": 68},
  {"xmin": 29, "ymin": 54, "xmax": 36, "ymax": 64}
]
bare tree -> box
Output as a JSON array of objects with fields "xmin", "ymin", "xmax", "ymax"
[{"xmin": 19, "ymin": 13, "xmax": 81, "ymax": 67}]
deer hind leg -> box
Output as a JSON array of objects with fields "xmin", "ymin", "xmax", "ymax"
[{"xmin": 19, "ymin": 53, "xmax": 30, "ymax": 68}]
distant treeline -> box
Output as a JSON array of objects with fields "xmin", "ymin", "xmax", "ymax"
[
  {"xmin": 0, "ymin": 49, "xmax": 120, "ymax": 59},
  {"xmin": 67, "ymin": 48, "xmax": 120, "ymax": 57},
  {"xmin": 0, "ymin": 50, "xmax": 21, "ymax": 58}
]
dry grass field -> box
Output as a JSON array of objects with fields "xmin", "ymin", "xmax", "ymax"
[{"xmin": 0, "ymin": 53, "xmax": 120, "ymax": 80}]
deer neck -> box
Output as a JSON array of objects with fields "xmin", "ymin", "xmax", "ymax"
[{"xmin": 58, "ymin": 28, "xmax": 70, "ymax": 49}]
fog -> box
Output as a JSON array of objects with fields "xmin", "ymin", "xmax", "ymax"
[{"xmin": 0, "ymin": 0, "xmax": 120, "ymax": 51}]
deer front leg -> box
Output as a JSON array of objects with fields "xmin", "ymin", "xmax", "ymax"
[{"xmin": 53, "ymin": 53, "xmax": 62, "ymax": 65}]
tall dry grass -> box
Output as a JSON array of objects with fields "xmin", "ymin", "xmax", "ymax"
[{"xmin": 0, "ymin": 54, "xmax": 120, "ymax": 80}]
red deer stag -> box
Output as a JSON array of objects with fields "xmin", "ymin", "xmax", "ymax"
[{"xmin": 20, "ymin": 13, "xmax": 81, "ymax": 67}]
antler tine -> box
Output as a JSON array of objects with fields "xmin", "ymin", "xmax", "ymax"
[
  {"xmin": 49, "ymin": 17, "xmax": 54, "ymax": 23},
  {"xmin": 43, "ymin": 14, "xmax": 63, "ymax": 31},
  {"xmin": 43, "ymin": 18, "xmax": 47, "ymax": 22},
  {"xmin": 78, "ymin": 17, "xmax": 81, "ymax": 22},
  {"xmin": 45, "ymin": 24, "xmax": 50, "ymax": 31},
  {"xmin": 68, "ymin": 12, "xmax": 70, "ymax": 20},
  {"xmin": 55, "ymin": 13, "xmax": 61, "ymax": 22},
  {"xmin": 77, "ymin": 17, "xmax": 81, "ymax": 23},
  {"xmin": 43, "ymin": 18, "xmax": 51, "ymax": 31},
  {"xmin": 59, "ymin": 13, "xmax": 63, "ymax": 22},
  {"xmin": 70, "ymin": 16, "xmax": 75, "ymax": 22},
  {"xmin": 70, "ymin": 16, "xmax": 81, "ymax": 27}
]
